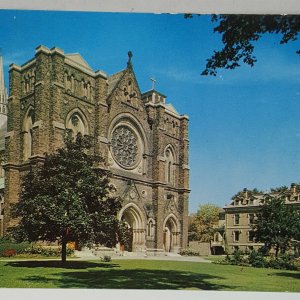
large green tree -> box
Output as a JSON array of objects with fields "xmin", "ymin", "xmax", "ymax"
[
  {"xmin": 189, "ymin": 203, "xmax": 221, "ymax": 242},
  {"xmin": 253, "ymin": 195, "xmax": 300, "ymax": 257},
  {"xmin": 11, "ymin": 133, "xmax": 122, "ymax": 263},
  {"xmin": 186, "ymin": 15, "xmax": 300, "ymax": 75}
]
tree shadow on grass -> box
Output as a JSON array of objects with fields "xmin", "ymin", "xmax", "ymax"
[
  {"xmin": 273, "ymin": 272, "xmax": 300, "ymax": 280},
  {"xmin": 5, "ymin": 260, "xmax": 118, "ymax": 269},
  {"xmin": 21, "ymin": 268, "xmax": 233, "ymax": 290}
]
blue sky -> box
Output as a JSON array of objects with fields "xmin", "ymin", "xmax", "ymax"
[{"xmin": 1, "ymin": 10, "xmax": 300, "ymax": 213}]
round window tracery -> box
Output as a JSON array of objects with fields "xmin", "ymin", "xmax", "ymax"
[{"xmin": 111, "ymin": 125, "xmax": 139, "ymax": 168}]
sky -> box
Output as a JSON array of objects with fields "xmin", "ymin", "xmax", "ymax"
[{"xmin": 1, "ymin": 10, "xmax": 300, "ymax": 213}]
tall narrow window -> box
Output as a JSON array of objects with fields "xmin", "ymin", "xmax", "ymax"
[
  {"xmin": 234, "ymin": 231, "xmax": 240, "ymax": 242},
  {"xmin": 248, "ymin": 214, "xmax": 255, "ymax": 225},
  {"xmin": 234, "ymin": 214, "xmax": 240, "ymax": 225},
  {"xmin": 165, "ymin": 147, "xmax": 175, "ymax": 185},
  {"xmin": 248, "ymin": 231, "xmax": 255, "ymax": 242},
  {"xmin": 23, "ymin": 109, "xmax": 34, "ymax": 160}
]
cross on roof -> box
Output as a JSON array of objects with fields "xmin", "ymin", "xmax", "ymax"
[{"xmin": 150, "ymin": 77, "xmax": 156, "ymax": 90}]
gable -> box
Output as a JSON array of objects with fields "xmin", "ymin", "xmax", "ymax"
[
  {"xmin": 65, "ymin": 53, "xmax": 93, "ymax": 71},
  {"xmin": 107, "ymin": 68, "xmax": 142, "ymax": 109}
]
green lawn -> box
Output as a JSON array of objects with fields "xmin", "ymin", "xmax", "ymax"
[{"xmin": 0, "ymin": 259, "xmax": 299, "ymax": 291}]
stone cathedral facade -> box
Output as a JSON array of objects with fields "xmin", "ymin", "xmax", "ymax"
[{"xmin": 3, "ymin": 46, "xmax": 190, "ymax": 254}]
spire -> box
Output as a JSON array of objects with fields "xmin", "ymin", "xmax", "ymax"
[
  {"xmin": 127, "ymin": 51, "xmax": 133, "ymax": 68},
  {"xmin": 0, "ymin": 51, "xmax": 7, "ymax": 117}
]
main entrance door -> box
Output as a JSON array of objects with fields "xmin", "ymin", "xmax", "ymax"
[{"xmin": 119, "ymin": 204, "xmax": 145, "ymax": 252}]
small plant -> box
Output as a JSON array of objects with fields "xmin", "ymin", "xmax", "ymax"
[
  {"xmin": 3, "ymin": 249, "xmax": 17, "ymax": 257},
  {"xmin": 101, "ymin": 255, "xmax": 111, "ymax": 262},
  {"xmin": 179, "ymin": 248, "xmax": 200, "ymax": 256}
]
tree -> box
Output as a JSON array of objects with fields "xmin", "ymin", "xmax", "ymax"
[
  {"xmin": 185, "ymin": 15, "xmax": 300, "ymax": 76},
  {"xmin": 189, "ymin": 203, "xmax": 221, "ymax": 242},
  {"xmin": 11, "ymin": 133, "xmax": 122, "ymax": 264},
  {"xmin": 253, "ymin": 195, "xmax": 300, "ymax": 257}
]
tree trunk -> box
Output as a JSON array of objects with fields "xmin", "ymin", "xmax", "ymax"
[
  {"xmin": 61, "ymin": 235, "xmax": 67, "ymax": 265},
  {"xmin": 275, "ymin": 244, "xmax": 279, "ymax": 258}
]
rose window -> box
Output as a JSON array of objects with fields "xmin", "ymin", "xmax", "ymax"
[{"xmin": 111, "ymin": 126, "xmax": 139, "ymax": 168}]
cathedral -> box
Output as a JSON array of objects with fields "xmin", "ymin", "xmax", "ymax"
[{"xmin": 1, "ymin": 45, "xmax": 190, "ymax": 254}]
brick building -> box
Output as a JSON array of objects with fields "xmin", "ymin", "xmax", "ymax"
[{"xmin": 2, "ymin": 46, "xmax": 190, "ymax": 254}]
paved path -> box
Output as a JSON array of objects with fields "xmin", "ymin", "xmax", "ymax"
[{"xmin": 74, "ymin": 250, "xmax": 211, "ymax": 263}]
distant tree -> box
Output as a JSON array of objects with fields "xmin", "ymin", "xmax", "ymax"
[
  {"xmin": 189, "ymin": 204, "xmax": 221, "ymax": 242},
  {"xmin": 11, "ymin": 133, "xmax": 122, "ymax": 264},
  {"xmin": 253, "ymin": 195, "xmax": 300, "ymax": 257},
  {"xmin": 185, "ymin": 14, "xmax": 300, "ymax": 75}
]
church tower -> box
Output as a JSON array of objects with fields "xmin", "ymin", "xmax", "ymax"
[
  {"xmin": 0, "ymin": 52, "xmax": 8, "ymax": 118},
  {"xmin": 3, "ymin": 46, "xmax": 190, "ymax": 254}
]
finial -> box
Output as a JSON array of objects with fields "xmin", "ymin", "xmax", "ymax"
[{"xmin": 127, "ymin": 51, "xmax": 133, "ymax": 67}]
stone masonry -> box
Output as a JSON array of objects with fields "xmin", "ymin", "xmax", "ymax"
[{"xmin": 2, "ymin": 46, "xmax": 190, "ymax": 254}]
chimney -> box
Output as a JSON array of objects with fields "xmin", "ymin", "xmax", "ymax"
[
  {"xmin": 243, "ymin": 188, "xmax": 248, "ymax": 198},
  {"xmin": 290, "ymin": 183, "xmax": 296, "ymax": 194}
]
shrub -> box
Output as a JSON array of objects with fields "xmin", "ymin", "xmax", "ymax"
[
  {"xmin": 179, "ymin": 249, "xmax": 200, "ymax": 256},
  {"xmin": 268, "ymin": 253, "xmax": 297, "ymax": 270},
  {"xmin": 248, "ymin": 250, "xmax": 267, "ymax": 268},
  {"xmin": 2, "ymin": 249, "xmax": 17, "ymax": 257},
  {"xmin": 24, "ymin": 245, "xmax": 74, "ymax": 257},
  {"xmin": 0, "ymin": 241, "xmax": 30, "ymax": 256},
  {"xmin": 101, "ymin": 255, "xmax": 111, "ymax": 262}
]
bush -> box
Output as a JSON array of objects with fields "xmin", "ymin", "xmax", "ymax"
[
  {"xmin": 2, "ymin": 249, "xmax": 17, "ymax": 257},
  {"xmin": 24, "ymin": 245, "xmax": 74, "ymax": 257},
  {"xmin": 268, "ymin": 253, "xmax": 297, "ymax": 270},
  {"xmin": 248, "ymin": 250, "xmax": 267, "ymax": 268},
  {"xmin": 179, "ymin": 249, "xmax": 200, "ymax": 256},
  {"xmin": 101, "ymin": 255, "xmax": 111, "ymax": 262},
  {"xmin": 0, "ymin": 240, "xmax": 30, "ymax": 257}
]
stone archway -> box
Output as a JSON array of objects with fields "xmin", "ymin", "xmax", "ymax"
[
  {"xmin": 119, "ymin": 203, "xmax": 146, "ymax": 252},
  {"xmin": 163, "ymin": 214, "xmax": 181, "ymax": 253}
]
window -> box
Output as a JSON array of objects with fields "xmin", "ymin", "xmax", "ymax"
[
  {"xmin": 165, "ymin": 147, "xmax": 175, "ymax": 185},
  {"xmin": 66, "ymin": 111, "xmax": 88, "ymax": 137},
  {"xmin": 234, "ymin": 231, "xmax": 240, "ymax": 242},
  {"xmin": 23, "ymin": 108, "xmax": 34, "ymax": 160},
  {"xmin": 147, "ymin": 219, "xmax": 155, "ymax": 238},
  {"xmin": 248, "ymin": 214, "xmax": 255, "ymax": 225},
  {"xmin": 234, "ymin": 214, "xmax": 240, "ymax": 225},
  {"xmin": 248, "ymin": 231, "xmax": 255, "ymax": 242}
]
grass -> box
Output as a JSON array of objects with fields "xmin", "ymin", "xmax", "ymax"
[{"xmin": 0, "ymin": 259, "xmax": 299, "ymax": 291}]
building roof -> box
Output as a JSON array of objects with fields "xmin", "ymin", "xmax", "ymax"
[
  {"xmin": 225, "ymin": 185, "xmax": 300, "ymax": 209},
  {"xmin": 107, "ymin": 69, "xmax": 126, "ymax": 97},
  {"xmin": 65, "ymin": 53, "xmax": 93, "ymax": 71}
]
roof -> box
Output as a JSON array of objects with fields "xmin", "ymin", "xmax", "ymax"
[
  {"xmin": 107, "ymin": 69, "xmax": 126, "ymax": 97},
  {"xmin": 65, "ymin": 53, "xmax": 93, "ymax": 71},
  {"xmin": 165, "ymin": 103, "xmax": 179, "ymax": 116}
]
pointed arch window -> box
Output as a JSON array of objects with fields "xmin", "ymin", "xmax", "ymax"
[
  {"xmin": 165, "ymin": 147, "xmax": 175, "ymax": 185},
  {"xmin": 23, "ymin": 108, "xmax": 34, "ymax": 160},
  {"xmin": 147, "ymin": 218, "xmax": 155, "ymax": 238},
  {"xmin": 66, "ymin": 111, "xmax": 88, "ymax": 137}
]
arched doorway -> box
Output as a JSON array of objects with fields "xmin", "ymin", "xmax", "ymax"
[
  {"xmin": 119, "ymin": 203, "xmax": 146, "ymax": 252},
  {"xmin": 163, "ymin": 214, "xmax": 180, "ymax": 253}
]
